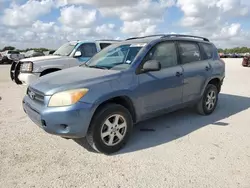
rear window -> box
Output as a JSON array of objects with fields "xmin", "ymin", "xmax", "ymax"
[{"xmin": 201, "ymin": 43, "xmax": 214, "ymax": 59}]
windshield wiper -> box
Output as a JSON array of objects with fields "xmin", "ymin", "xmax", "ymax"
[{"xmin": 88, "ymin": 65, "xmax": 108, "ymax": 70}]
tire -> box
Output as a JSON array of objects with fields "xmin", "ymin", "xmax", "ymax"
[
  {"xmin": 73, "ymin": 137, "xmax": 97, "ymax": 153},
  {"xmin": 84, "ymin": 103, "xmax": 133, "ymax": 154},
  {"xmin": 196, "ymin": 84, "xmax": 218, "ymax": 115},
  {"xmin": 2, "ymin": 57, "xmax": 10, "ymax": 64}
]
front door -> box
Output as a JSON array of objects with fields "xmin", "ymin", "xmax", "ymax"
[
  {"xmin": 76, "ymin": 43, "xmax": 98, "ymax": 63},
  {"xmin": 136, "ymin": 41, "xmax": 184, "ymax": 117}
]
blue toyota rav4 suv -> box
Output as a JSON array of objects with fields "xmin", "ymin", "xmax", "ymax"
[{"xmin": 23, "ymin": 34, "xmax": 225, "ymax": 154}]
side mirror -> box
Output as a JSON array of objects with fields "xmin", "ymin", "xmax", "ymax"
[
  {"xmin": 142, "ymin": 60, "xmax": 161, "ymax": 72},
  {"xmin": 74, "ymin": 51, "xmax": 82, "ymax": 57}
]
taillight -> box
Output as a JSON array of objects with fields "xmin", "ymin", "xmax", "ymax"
[{"xmin": 220, "ymin": 59, "xmax": 225, "ymax": 64}]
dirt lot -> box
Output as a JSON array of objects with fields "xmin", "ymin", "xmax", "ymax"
[{"xmin": 0, "ymin": 59, "xmax": 250, "ymax": 188}]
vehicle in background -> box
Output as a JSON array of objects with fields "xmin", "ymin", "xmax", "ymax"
[
  {"xmin": 0, "ymin": 50, "xmax": 25, "ymax": 64},
  {"xmin": 22, "ymin": 34, "xmax": 225, "ymax": 154},
  {"xmin": 219, "ymin": 53, "xmax": 225, "ymax": 58},
  {"xmin": 10, "ymin": 40, "xmax": 121, "ymax": 85},
  {"xmin": 43, "ymin": 50, "xmax": 56, "ymax": 56},
  {"xmin": 24, "ymin": 50, "xmax": 45, "ymax": 58},
  {"xmin": 242, "ymin": 56, "xmax": 250, "ymax": 67}
]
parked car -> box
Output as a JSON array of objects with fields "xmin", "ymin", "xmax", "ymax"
[
  {"xmin": 219, "ymin": 53, "xmax": 225, "ymax": 58},
  {"xmin": 0, "ymin": 50, "xmax": 25, "ymax": 64},
  {"xmin": 242, "ymin": 56, "xmax": 250, "ymax": 67},
  {"xmin": 22, "ymin": 34, "xmax": 225, "ymax": 154},
  {"xmin": 24, "ymin": 50, "xmax": 45, "ymax": 58},
  {"xmin": 10, "ymin": 40, "xmax": 120, "ymax": 85}
]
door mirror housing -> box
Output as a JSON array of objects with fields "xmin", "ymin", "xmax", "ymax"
[
  {"xmin": 74, "ymin": 51, "xmax": 82, "ymax": 57},
  {"xmin": 142, "ymin": 60, "xmax": 161, "ymax": 73}
]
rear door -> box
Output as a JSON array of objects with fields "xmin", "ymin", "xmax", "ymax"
[{"xmin": 177, "ymin": 41, "xmax": 211, "ymax": 103}]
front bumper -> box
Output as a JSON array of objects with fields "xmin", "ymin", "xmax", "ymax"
[
  {"xmin": 10, "ymin": 61, "xmax": 40, "ymax": 85},
  {"xmin": 18, "ymin": 73, "xmax": 40, "ymax": 85},
  {"xmin": 22, "ymin": 95, "xmax": 95, "ymax": 138}
]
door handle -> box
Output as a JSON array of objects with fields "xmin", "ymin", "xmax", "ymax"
[
  {"xmin": 176, "ymin": 72, "xmax": 183, "ymax": 77},
  {"xmin": 205, "ymin": 66, "xmax": 211, "ymax": 71}
]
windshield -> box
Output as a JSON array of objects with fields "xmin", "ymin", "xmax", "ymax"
[
  {"xmin": 53, "ymin": 42, "xmax": 76, "ymax": 56},
  {"xmin": 83, "ymin": 43, "xmax": 144, "ymax": 70}
]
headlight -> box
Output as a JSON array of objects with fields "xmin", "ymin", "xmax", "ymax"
[
  {"xmin": 21, "ymin": 62, "xmax": 33, "ymax": 72},
  {"xmin": 48, "ymin": 89, "xmax": 89, "ymax": 107}
]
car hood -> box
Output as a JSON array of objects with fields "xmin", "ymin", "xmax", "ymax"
[
  {"xmin": 21, "ymin": 55, "xmax": 69, "ymax": 63},
  {"xmin": 30, "ymin": 66, "xmax": 121, "ymax": 95}
]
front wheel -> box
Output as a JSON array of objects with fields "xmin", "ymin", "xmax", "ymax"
[
  {"xmin": 196, "ymin": 84, "xmax": 218, "ymax": 115},
  {"xmin": 84, "ymin": 104, "xmax": 133, "ymax": 154}
]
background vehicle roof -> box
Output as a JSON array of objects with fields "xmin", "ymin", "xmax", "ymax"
[{"xmin": 68, "ymin": 40, "xmax": 121, "ymax": 45}]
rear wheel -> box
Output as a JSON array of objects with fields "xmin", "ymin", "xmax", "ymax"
[
  {"xmin": 79, "ymin": 104, "xmax": 133, "ymax": 154},
  {"xmin": 196, "ymin": 84, "xmax": 218, "ymax": 115}
]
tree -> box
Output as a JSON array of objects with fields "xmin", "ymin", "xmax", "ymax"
[
  {"xmin": 1, "ymin": 46, "xmax": 15, "ymax": 51},
  {"xmin": 219, "ymin": 47, "xmax": 250, "ymax": 54}
]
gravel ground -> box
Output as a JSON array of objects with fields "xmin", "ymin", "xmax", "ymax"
[{"xmin": 0, "ymin": 59, "xmax": 250, "ymax": 188}]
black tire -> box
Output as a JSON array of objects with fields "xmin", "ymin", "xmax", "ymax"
[
  {"xmin": 84, "ymin": 103, "xmax": 133, "ymax": 154},
  {"xmin": 2, "ymin": 57, "xmax": 10, "ymax": 64},
  {"xmin": 196, "ymin": 84, "xmax": 218, "ymax": 115}
]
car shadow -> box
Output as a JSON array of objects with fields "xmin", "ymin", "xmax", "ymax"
[
  {"xmin": 73, "ymin": 93, "xmax": 250, "ymax": 155},
  {"xmin": 114, "ymin": 93, "xmax": 250, "ymax": 155}
]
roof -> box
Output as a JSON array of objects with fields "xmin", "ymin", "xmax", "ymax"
[{"xmin": 68, "ymin": 40, "xmax": 121, "ymax": 45}]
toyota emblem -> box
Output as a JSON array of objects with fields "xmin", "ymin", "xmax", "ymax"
[{"xmin": 28, "ymin": 91, "xmax": 35, "ymax": 100}]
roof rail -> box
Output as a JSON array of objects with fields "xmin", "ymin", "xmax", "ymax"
[
  {"xmin": 125, "ymin": 34, "xmax": 166, "ymax": 41},
  {"xmin": 96, "ymin": 39, "xmax": 122, "ymax": 42},
  {"xmin": 162, "ymin": 34, "xmax": 209, "ymax": 42},
  {"xmin": 125, "ymin": 34, "xmax": 209, "ymax": 42}
]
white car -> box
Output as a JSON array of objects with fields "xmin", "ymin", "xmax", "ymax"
[
  {"xmin": 0, "ymin": 50, "xmax": 25, "ymax": 64},
  {"xmin": 10, "ymin": 40, "xmax": 120, "ymax": 85}
]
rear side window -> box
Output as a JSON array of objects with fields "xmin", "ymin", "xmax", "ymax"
[
  {"xmin": 100, "ymin": 43, "xmax": 111, "ymax": 49},
  {"xmin": 201, "ymin": 43, "xmax": 214, "ymax": 59},
  {"xmin": 78, "ymin": 43, "xmax": 97, "ymax": 57},
  {"xmin": 178, "ymin": 42, "xmax": 201, "ymax": 64}
]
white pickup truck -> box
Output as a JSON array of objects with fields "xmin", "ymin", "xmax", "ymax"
[
  {"xmin": 10, "ymin": 40, "xmax": 120, "ymax": 85},
  {"xmin": 0, "ymin": 50, "xmax": 25, "ymax": 64}
]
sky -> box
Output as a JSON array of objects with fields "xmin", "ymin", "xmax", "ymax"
[{"xmin": 0, "ymin": 0, "xmax": 249, "ymax": 49}]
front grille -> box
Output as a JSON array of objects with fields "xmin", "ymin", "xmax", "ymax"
[{"xmin": 27, "ymin": 87, "xmax": 45, "ymax": 103}]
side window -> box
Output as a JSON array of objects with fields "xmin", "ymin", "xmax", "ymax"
[
  {"xmin": 178, "ymin": 42, "xmax": 201, "ymax": 64},
  {"xmin": 144, "ymin": 42, "xmax": 178, "ymax": 68},
  {"xmin": 201, "ymin": 43, "xmax": 214, "ymax": 59},
  {"xmin": 78, "ymin": 43, "xmax": 97, "ymax": 57},
  {"xmin": 100, "ymin": 43, "xmax": 111, "ymax": 49}
]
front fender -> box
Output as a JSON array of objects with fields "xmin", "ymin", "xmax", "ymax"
[
  {"xmin": 37, "ymin": 64, "xmax": 65, "ymax": 72},
  {"xmin": 33, "ymin": 58, "xmax": 77, "ymax": 72},
  {"xmin": 94, "ymin": 89, "xmax": 136, "ymax": 107}
]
